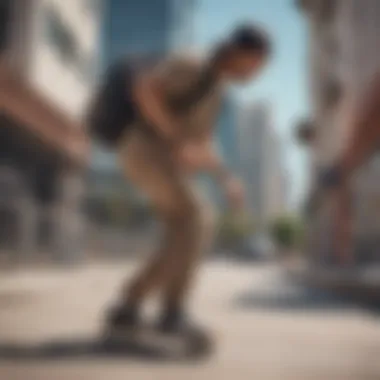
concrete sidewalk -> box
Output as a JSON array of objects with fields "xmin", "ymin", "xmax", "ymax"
[
  {"xmin": 0, "ymin": 260, "xmax": 379, "ymax": 380},
  {"xmin": 286, "ymin": 259, "xmax": 380, "ymax": 304}
]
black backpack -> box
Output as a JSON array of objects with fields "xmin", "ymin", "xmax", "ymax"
[{"xmin": 86, "ymin": 55, "xmax": 216, "ymax": 148}]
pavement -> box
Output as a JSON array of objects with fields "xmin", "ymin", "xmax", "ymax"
[
  {"xmin": 0, "ymin": 259, "xmax": 380, "ymax": 380},
  {"xmin": 286, "ymin": 259, "xmax": 380, "ymax": 304}
]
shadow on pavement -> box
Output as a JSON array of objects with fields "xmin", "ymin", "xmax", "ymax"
[
  {"xmin": 234, "ymin": 276, "xmax": 360, "ymax": 314},
  {"xmin": 0, "ymin": 339, "xmax": 162, "ymax": 361},
  {"xmin": 0, "ymin": 337, "xmax": 209, "ymax": 363}
]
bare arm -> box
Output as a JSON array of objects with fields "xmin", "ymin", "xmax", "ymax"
[
  {"xmin": 198, "ymin": 136, "xmax": 245, "ymax": 208},
  {"xmin": 195, "ymin": 136, "xmax": 232, "ymax": 182},
  {"xmin": 133, "ymin": 72, "xmax": 178, "ymax": 143},
  {"xmin": 340, "ymin": 74, "xmax": 380, "ymax": 176}
]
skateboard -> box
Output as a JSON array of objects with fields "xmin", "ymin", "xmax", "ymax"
[{"xmin": 102, "ymin": 321, "xmax": 215, "ymax": 360}]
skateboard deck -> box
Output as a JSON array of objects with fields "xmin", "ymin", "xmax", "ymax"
[{"xmin": 103, "ymin": 322, "xmax": 215, "ymax": 360}]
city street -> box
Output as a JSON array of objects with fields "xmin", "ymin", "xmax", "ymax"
[
  {"xmin": 0, "ymin": 260, "xmax": 380, "ymax": 380},
  {"xmin": 2, "ymin": 0, "xmax": 380, "ymax": 379}
]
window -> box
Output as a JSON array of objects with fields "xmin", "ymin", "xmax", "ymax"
[
  {"xmin": 44, "ymin": 7, "xmax": 78, "ymax": 64},
  {"xmin": 77, "ymin": 51, "xmax": 97, "ymax": 83},
  {"xmin": 83, "ymin": 0, "xmax": 102, "ymax": 15},
  {"xmin": 44, "ymin": 6, "xmax": 96, "ymax": 84},
  {"xmin": 322, "ymin": 78, "xmax": 343, "ymax": 109}
]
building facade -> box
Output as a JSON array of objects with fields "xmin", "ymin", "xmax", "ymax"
[
  {"xmin": 217, "ymin": 95, "xmax": 240, "ymax": 172},
  {"xmin": 298, "ymin": 0, "xmax": 380, "ymax": 265},
  {"xmin": 239, "ymin": 101, "xmax": 286, "ymax": 229},
  {"xmin": 102, "ymin": 0, "xmax": 196, "ymax": 67},
  {"xmin": 0, "ymin": 0, "xmax": 102, "ymax": 260}
]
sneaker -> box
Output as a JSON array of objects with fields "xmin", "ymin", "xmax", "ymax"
[
  {"xmin": 157, "ymin": 308, "xmax": 204, "ymax": 335},
  {"xmin": 106, "ymin": 304, "xmax": 139, "ymax": 330}
]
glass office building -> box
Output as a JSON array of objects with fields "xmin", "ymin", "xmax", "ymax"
[{"xmin": 101, "ymin": 0, "xmax": 196, "ymax": 67}]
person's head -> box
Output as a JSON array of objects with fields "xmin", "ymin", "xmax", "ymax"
[{"xmin": 213, "ymin": 24, "xmax": 271, "ymax": 82}]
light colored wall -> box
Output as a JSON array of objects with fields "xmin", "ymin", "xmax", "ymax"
[
  {"xmin": 265, "ymin": 130, "xmax": 287, "ymax": 221},
  {"xmin": 306, "ymin": 0, "xmax": 380, "ymax": 254},
  {"xmin": 26, "ymin": 0, "xmax": 101, "ymax": 122}
]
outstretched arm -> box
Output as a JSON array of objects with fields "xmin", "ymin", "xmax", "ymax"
[
  {"xmin": 193, "ymin": 135, "xmax": 245, "ymax": 208},
  {"xmin": 340, "ymin": 74, "xmax": 380, "ymax": 177},
  {"xmin": 192, "ymin": 136, "xmax": 231, "ymax": 182},
  {"xmin": 133, "ymin": 71, "xmax": 178, "ymax": 144},
  {"xmin": 328, "ymin": 74, "xmax": 380, "ymax": 264}
]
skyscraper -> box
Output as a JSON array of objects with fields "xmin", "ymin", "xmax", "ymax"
[
  {"xmin": 217, "ymin": 95, "xmax": 240, "ymax": 172},
  {"xmin": 239, "ymin": 101, "xmax": 286, "ymax": 229},
  {"xmin": 102, "ymin": 0, "xmax": 196, "ymax": 67}
]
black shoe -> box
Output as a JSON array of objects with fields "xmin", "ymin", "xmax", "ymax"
[
  {"xmin": 157, "ymin": 309, "xmax": 203, "ymax": 335},
  {"xmin": 106, "ymin": 304, "xmax": 139, "ymax": 330}
]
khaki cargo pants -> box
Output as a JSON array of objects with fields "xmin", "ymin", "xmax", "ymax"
[{"xmin": 118, "ymin": 130, "xmax": 216, "ymax": 310}]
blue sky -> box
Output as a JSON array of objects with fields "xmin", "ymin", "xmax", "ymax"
[{"xmin": 194, "ymin": 0, "xmax": 310, "ymax": 208}]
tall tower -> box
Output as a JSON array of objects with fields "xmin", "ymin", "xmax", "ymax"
[
  {"xmin": 102, "ymin": 0, "xmax": 197, "ymax": 67},
  {"xmin": 239, "ymin": 101, "xmax": 286, "ymax": 229}
]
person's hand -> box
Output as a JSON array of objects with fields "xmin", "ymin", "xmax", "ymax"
[
  {"xmin": 318, "ymin": 162, "xmax": 348, "ymax": 193},
  {"xmin": 174, "ymin": 140, "xmax": 222, "ymax": 174},
  {"xmin": 223, "ymin": 176, "xmax": 245, "ymax": 209}
]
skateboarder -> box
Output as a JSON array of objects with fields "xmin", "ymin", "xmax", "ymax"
[{"xmin": 91, "ymin": 24, "xmax": 271, "ymax": 334}]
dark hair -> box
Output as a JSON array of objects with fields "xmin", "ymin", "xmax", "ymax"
[{"xmin": 228, "ymin": 24, "xmax": 271, "ymax": 56}]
